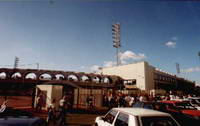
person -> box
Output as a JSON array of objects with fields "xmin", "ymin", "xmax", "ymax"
[
  {"xmin": 57, "ymin": 97, "xmax": 67, "ymax": 126},
  {"xmin": 129, "ymin": 96, "xmax": 135, "ymax": 107},
  {"xmin": 36, "ymin": 94, "xmax": 43, "ymax": 111},
  {"xmin": 108, "ymin": 94, "xmax": 113, "ymax": 109},
  {"xmin": 139, "ymin": 95, "xmax": 147, "ymax": 102},
  {"xmin": 88, "ymin": 95, "xmax": 94, "ymax": 109},
  {"xmin": 0, "ymin": 100, "xmax": 8, "ymax": 113},
  {"xmin": 103, "ymin": 95, "xmax": 108, "ymax": 107},
  {"xmin": 47, "ymin": 99, "xmax": 56, "ymax": 126},
  {"xmin": 119, "ymin": 95, "xmax": 125, "ymax": 107},
  {"xmin": 86, "ymin": 96, "xmax": 90, "ymax": 108},
  {"xmin": 59, "ymin": 96, "xmax": 66, "ymax": 108}
]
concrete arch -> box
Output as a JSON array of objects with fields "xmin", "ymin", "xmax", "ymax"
[
  {"xmin": 68, "ymin": 74, "xmax": 79, "ymax": 81},
  {"xmin": 81, "ymin": 75, "xmax": 91, "ymax": 82},
  {"xmin": 39, "ymin": 73, "xmax": 52, "ymax": 80},
  {"xmin": 92, "ymin": 76, "xmax": 101, "ymax": 83},
  {"xmin": 25, "ymin": 73, "xmax": 37, "ymax": 80},
  {"xmin": 0, "ymin": 72, "xmax": 6, "ymax": 79},
  {"xmin": 102, "ymin": 77, "xmax": 110, "ymax": 83},
  {"xmin": 11, "ymin": 72, "xmax": 22, "ymax": 79},
  {"xmin": 55, "ymin": 74, "xmax": 65, "ymax": 80},
  {"xmin": 102, "ymin": 76, "xmax": 113, "ymax": 84}
]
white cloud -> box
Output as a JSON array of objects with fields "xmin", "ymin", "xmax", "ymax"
[
  {"xmin": 165, "ymin": 41, "xmax": 176, "ymax": 48},
  {"xmin": 90, "ymin": 65, "xmax": 100, "ymax": 73},
  {"xmin": 103, "ymin": 61, "xmax": 116, "ymax": 67},
  {"xmin": 119, "ymin": 50, "xmax": 146, "ymax": 61},
  {"xmin": 100, "ymin": 50, "xmax": 146, "ymax": 69},
  {"xmin": 181, "ymin": 67, "xmax": 200, "ymax": 73},
  {"xmin": 89, "ymin": 61, "xmax": 116, "ymax": 73}
]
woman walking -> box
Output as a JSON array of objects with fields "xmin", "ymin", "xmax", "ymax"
[
  {"xmin": 47, "ymin": 99, "xmax": 56, "ymax": 126},
  {"xmin": 57, "ymin": 96, "xmax": 67, "ymax": 126}
]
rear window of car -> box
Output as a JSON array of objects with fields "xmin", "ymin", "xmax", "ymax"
[
  {"xmin": 141, "ymin": 116, "xmax": 178, "ymax": 126},
  {"xmin": 115, "ymin": 112, "xmax": 129, "ymax": 126}
]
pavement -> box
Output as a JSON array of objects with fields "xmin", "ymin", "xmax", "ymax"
[
  {"xmin": 21, "ymin": 107, "xmax": 108, "ymax": 126},
  {"xmin": 66, "ymin": 114, "xmax": 99, "ymax": 126}
]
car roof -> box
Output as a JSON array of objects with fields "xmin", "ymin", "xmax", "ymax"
[{"xmin": 113, "ymin": 108, "xmax": 170, "ymax": 116}]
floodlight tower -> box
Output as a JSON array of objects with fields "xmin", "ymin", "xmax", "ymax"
[
  {"xmin": 175, "ymin": 63, "xmax": 180, "ymax": 74},
  {"xmin": 112, "ymin": 23, "xmax": 121, "ymax": 66},
  {"xmin": 14, "ymin": 56, "xmax": 19, "ymax": 69},
  {"xmin": 198, "ymin": 52, "xmax": 200, "ymax": 63}
]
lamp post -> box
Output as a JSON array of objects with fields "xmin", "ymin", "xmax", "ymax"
[
  {"xmin": 32, "ymin": 63, "xmax": 39, "ymax": 108},
  {"xmin": 36, "ymin": 63, "xmax": 39, "ymax": 70}
]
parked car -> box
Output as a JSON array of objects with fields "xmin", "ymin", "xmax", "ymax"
[
  {"xmin": 0, "ymin": 107, "xmax": 47, "ymax": 126},
  {"xmin": 133, "ymin": 101, "xmax": 200, "ymax": 126},
  {"xmin": 160, "ymin": 100, "xmax": 198, "ymax": 112},
  {"xmin": 95, "ymin": 108, "xmax": 180, "ymax": 126},
  {"xmin": 160, "ymin": 100, "xmax": 200, "ymax": 126}
]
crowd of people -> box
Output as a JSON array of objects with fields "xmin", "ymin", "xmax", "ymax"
[
  {"xmin": 35, "ymin": 94, "xmax": 69, "ymax": 126},
  {"xmin": 46, "ymin": 96, "xmax": 69, "ymax": 126},
  {"xmin": 102, "ymin": 92, "xmax": 197, "ymax": 109}
]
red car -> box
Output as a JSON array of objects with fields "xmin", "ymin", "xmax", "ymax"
[{"xmin": 160, "ymin": 100, "xmax": 200, "ymax": 119}]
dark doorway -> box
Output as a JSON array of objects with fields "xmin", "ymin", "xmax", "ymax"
[{"xmin": 63, "ymin": 85, "xmax": 74, "ymax": 109}]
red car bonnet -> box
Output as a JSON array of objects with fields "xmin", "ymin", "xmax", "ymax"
[{"xmin": 181, "ymin": 110, "xmax": 200, "ymax": 116}]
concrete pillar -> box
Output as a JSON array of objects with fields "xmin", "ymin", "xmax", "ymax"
[{"xmin": 51, "ymin": 85, "xmax": 63, "ymax": 109}]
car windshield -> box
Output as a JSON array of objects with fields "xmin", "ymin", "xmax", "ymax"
[
  {"xmin": 195, "ymin": 99, "xmax": 200, "ymax": 104},
  {"xmin": 141, "ymin": 116, "xmax": 179, "ymax": 126}
]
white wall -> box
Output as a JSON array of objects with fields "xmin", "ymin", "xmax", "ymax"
[
  {"xmin": 102, "ymin": 61, "xmax": 154, "ymax": 90},
  {"xmin": 144, "ymin": 62, "xmax": 155, "ymax": 90}
]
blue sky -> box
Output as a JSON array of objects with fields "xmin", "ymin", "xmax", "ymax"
[{"xmin": 0, "ymin": 0, "xmax": 200, "ymax": 84}]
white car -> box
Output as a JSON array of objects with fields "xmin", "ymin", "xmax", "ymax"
[{"xmin": 95, "ymin": 108, "xmax": 180, "ymax": 126}]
